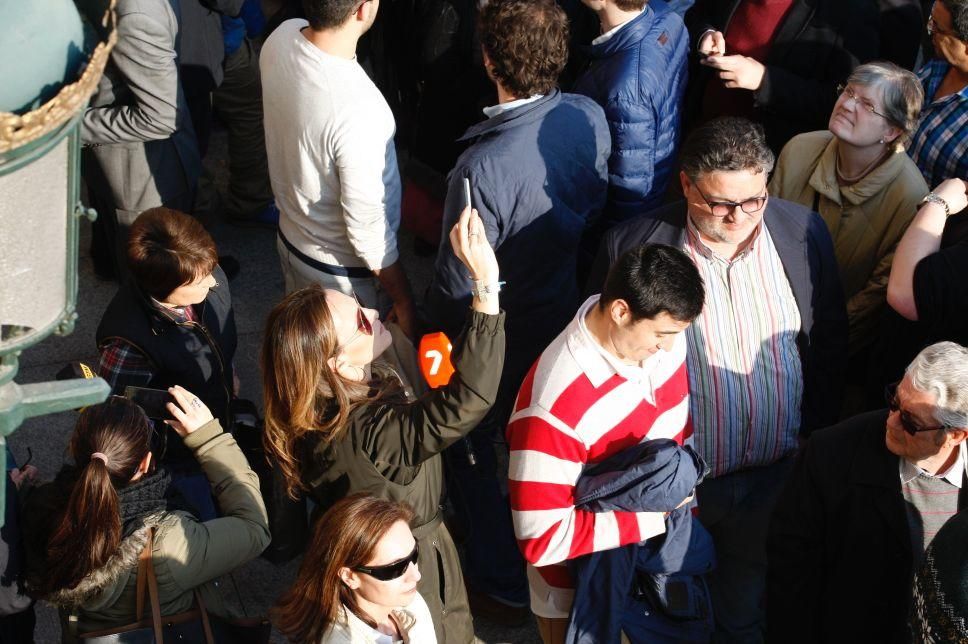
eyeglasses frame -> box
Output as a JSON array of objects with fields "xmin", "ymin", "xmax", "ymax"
[
  {"xmin": 836, "ymin": 84, "xmax": 891, "ymax": 121},
  {"xmin": 692, "ymin": 183, "xmax": 768, "ymax": 218}
]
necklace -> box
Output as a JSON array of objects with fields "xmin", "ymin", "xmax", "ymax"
[{"xmin": 835, "ymin": 148, "xmax": 888, "ymax": 186}]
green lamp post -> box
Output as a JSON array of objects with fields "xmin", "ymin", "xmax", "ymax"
[{"xmin": 0, "ymin": 0, "xmax": 117, "ymax": 519}]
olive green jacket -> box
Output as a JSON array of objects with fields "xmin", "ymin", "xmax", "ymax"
[
  {"xmin": 22, "ymin": 420, "xmax": 270, "ymax": 636},
  {"xmin": 770, "ymin": 130, "xmax": 928, "ymax": 352},
  {"xmin": 299, "ymin": 310, "xmax": 506, "ymax": 644}
]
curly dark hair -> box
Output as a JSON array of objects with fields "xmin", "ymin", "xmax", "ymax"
[
  {"xmin": 679, "ymin": 117, "xmax": 775, "ymax": 181},
  {"xmin": 478, "ymin": 0, "xmax": 569, "ymax": 98}
]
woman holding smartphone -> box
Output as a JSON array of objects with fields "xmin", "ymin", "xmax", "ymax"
[{"xmin": 261, "ymin": 206, "xmax": 504, "ymax": 644}]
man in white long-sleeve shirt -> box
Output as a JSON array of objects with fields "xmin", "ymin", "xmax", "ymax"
[{"xmin": 261, "ymin": 0, "xmax": 416, "ymax": 335}]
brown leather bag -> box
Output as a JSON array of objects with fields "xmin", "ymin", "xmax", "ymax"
[{"xmin": 74, "ymin": 529, "xmax": 270, "ymax": 644}]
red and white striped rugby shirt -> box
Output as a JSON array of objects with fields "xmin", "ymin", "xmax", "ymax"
[{"xmin": 507, "ymin": 296, "xmax": 692, "ymax": 618}]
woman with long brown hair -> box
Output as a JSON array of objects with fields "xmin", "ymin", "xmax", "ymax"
[
  {"xmin": 20, "ymin": 389, "xmax": 269, "ymax": 634},
  {"xmin": 261, "ymin": 206, "xmax": 504, "ymax": 644},
  {"xmin": 274, "ymin": 494, "xmax": 435, "ymax": 643}
]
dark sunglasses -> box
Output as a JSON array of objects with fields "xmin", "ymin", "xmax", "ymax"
[
  {"xmin": 884, "ymin": 382, "xmax": 950, "ymax": 436},
  {"xmin": 693, "ymin": 184, "xmax": 767, "ymax": 218},
  {"xmin": 335, "ymin": 293, "xmax": 373, "ymax": 354},
  {"xmin": 352, "ymin": 543, "xmax": 418, "ymax": 581}
]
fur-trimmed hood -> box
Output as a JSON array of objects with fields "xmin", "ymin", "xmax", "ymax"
[{"xmin": 46, "ymin": 513, "xmax": 166, "ymax": 608}]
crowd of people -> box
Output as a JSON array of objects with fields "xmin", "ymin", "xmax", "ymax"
[{"xmin": 4, "ymin": 0, "xmax": 968, "ymax": 641}]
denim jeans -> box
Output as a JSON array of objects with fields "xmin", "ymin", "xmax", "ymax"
[{"xmin": 696, "ymin": 456, "xmax": 796, "ymax": 644}]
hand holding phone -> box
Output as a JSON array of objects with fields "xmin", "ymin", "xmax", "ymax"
[{"xmin": 124, "ymin": 386, "xmax": 176, "ymax": 421}]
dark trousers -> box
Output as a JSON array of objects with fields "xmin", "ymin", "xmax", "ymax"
[
  {"xmin": 210, "ymin": 38, "xmax": 273, "ymax": 219},
  {"xmin": 697, "ymin": 456, "xmax": 795, "ymax": 644},
  {"xmin": 443, "ymin": 381, "xmax": 529, "ymax": 605}
]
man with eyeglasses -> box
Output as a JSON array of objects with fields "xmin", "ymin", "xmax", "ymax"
[
  {"xmin": 588, "ymin": 116, "xmax": 847, "ymax": 642},
  {"xmin": 908, "ymin": 0, "xmax": 968, "ymax": 188},
  {"xmin": 767, "ymin": 341, "xmax": 968, "ymax": 642}
]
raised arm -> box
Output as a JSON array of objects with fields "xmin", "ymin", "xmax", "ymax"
[
  {"xmin": 887, "ymin": 179, "xmax": 968, "ymax": 321},
  {"xmin": 361, "ymin": 206, "xmax": 505, "ymax": 465},
  {"xmin": 160, "ymin": 387, "xmax": 270, "ymax": 587}
]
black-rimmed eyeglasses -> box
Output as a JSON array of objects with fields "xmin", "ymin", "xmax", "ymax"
[{"xmin": 693, "ymin": 184, "xmax": 767, "ymax": 218}]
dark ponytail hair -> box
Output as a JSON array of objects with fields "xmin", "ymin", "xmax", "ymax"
[{"xmin": 32, "ymin": 397, "xmax": 153, "ymax": 597}]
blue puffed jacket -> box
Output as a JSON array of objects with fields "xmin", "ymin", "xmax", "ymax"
[{"xmin": 572, "ymin": 5, "xmax": 688, "ymax": 227}]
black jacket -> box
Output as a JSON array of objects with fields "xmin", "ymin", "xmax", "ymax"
[
  {"xmin": 587, "ymin": 198, "xmax": 847, "ymax": 434},
  {"xmin": 684, "ymin": 0, "xmax": 879, "ymax": 152},
  {"xmin": 96, "ymin": 266, "xmax": 236, "ymax": 459},
  {"xmin": 766, "ymin": 410, "xmax": 967, "ymax": 642}
]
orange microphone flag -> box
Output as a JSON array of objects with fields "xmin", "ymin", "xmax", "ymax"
[{"xmin": 418, "ymin": 332, "xmax": 456, "ymax": 388}]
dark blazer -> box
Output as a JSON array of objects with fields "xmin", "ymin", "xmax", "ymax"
[
  {"xmin": 587, "ymin": 198, "xmax": 847, "ymax": 433},
  {"xmin": 684, "ymin": 0, "xmax": 879, "ymax": 151},
  {"xmin": 765, "ymin": 410, "xmax": 959, "ymax": 643}
]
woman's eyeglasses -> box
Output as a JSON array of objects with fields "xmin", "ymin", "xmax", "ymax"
[
  {"xmin": 335, "ymin": 293, "xmax": 373, "ymax": 354},
  {"xmin": 884, "ymin": 382, "xmax": 949, "ymax": 436},
  {"xmin": 352, "ymin": 543, "xmax": 419, "ymax": 581},
  {"xmin": 693, "ymin": 184, "xmax": 767, "ymax": 218},
  {"xmin": 836, "ymin": 84, "xmax": 890, "ymax": 120}
]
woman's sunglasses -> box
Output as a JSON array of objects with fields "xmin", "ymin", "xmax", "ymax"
[
  {"xmin": 335, "ymin": 293, "xmax": 373, "ymax": 354},
  {"xmin": 352, "ymin": 543, "xmax": 419, "ymax": 581}
]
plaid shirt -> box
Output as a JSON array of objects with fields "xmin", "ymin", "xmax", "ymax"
[
  {"xmin": 909, "ymin": 60, "xmax": 968, "ymax": 189},
  {"xmin": 97, "ymin": 302, "xmax": 198, "ymax": 393}
]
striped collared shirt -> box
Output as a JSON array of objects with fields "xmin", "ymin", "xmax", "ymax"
[
  {"xmin": 909, "ymin": 60, "xmax": 968, "ymax": 189},
  {"xmin": 683, "ymin": 218, "xmax": 803, "ymax": 477}
]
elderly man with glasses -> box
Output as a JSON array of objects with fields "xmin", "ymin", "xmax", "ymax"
[
  {"xmin": 587, "ymin": 115, "xmax": 847, "ymax": 643},
  {"xmin": 767, "ymin": 341, "xmax": 968, "ymax": 643}
]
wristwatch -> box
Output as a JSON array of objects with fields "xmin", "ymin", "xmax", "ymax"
[{"xmin": 920, "ymin": 192, "xmax": 951, "ymax": 216}]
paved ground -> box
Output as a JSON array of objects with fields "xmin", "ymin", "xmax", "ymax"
[{"xmin": 13, "ymin": 128, "xmax": 541, "ymax": 642}]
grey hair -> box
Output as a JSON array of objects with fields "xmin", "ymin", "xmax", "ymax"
[
  {"xmin": 846, "ymin": 61, "xmax": 924, "ymax": 151},
  {"xmin": 906, "ymin": 341, "xmax": 968, "ymax": 429},
  {"xmin": 941, "ymin": 0, "xmax": 968, "ymax": 41},
  {"xmin": 679, "ymin": 117, "xmax": 775, "ymax": 181}
]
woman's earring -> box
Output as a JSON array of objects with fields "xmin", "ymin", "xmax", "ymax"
[{"xmin": 879, "ymin": 138, "xmax": 886, "ymax": 144}]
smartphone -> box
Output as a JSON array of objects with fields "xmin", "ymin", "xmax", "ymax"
[
  {"xmin": 463, "ymin": 177, "xmax": 472, "ymax": 209},
  {"xmin": 124, "ymin": 386, "xmax": 175, "ymax": 421}
]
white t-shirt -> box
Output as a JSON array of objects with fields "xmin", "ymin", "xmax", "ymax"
[{"xmin": 261, "ymin": 19, "xmax": 402, "ymax": 271}]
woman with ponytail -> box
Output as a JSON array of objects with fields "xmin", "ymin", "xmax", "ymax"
[
  {"xmin": 261, "ymin": 206, "xmax": 504, "ymax": 644},
  {"xmin": 21, "ymin": 388, "xmax": 270, "ymax": 634},
  {"xmin": 274, "ymin": 494, "xmax": 435, "ymax": 643}
]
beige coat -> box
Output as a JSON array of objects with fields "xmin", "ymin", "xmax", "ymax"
[{"xmin": 770, "ymin": 130, "xmax": 928, "ymax": 352}]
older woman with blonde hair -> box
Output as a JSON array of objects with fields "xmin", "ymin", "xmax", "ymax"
[
  {"xmin": 261, "ymin": 206, "xmax": 503, "ymax": 644},
  {"xmin": 770, "ymin": 61, "xmax": 928, "ymax": 356}
]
